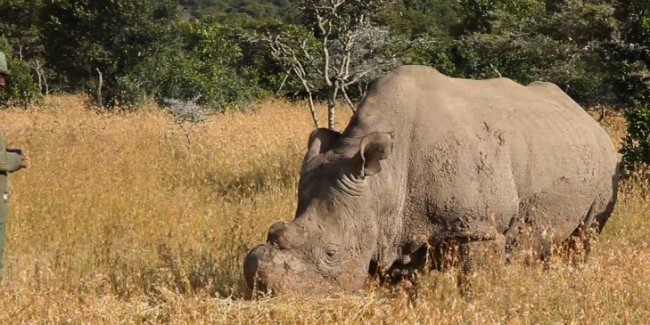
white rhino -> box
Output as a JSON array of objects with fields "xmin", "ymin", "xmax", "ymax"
[{"xmin": 244, "ymin": 65, "xmax": 620, "ymax": 295}]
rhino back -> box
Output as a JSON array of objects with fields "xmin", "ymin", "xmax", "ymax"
[{"xmin": 342, "ymin": 65, "xmax": 618, "ymax": 252}]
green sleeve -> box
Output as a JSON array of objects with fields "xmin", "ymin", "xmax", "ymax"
[
  {"xmin": 0, "ymin": 151, "xmax": 21, "ymax": 172},
  {"xmin": 0, "ymin": 129, "xmax": 21, "ymax": 172}
]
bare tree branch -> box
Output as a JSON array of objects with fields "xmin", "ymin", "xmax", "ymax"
[
  {"xmin": 247, "ymin": 0, "xmax": 429, "ymax": 129},
  {"xmin": 340, "ymin": 82, "xmax": 356, "ymax": 112}
]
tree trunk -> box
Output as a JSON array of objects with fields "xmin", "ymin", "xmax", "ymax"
[
  {"xmin": 95, "ymin": 67, "xmax": 103, "ymax": 108},
  {"xmin": 307, "ymin": 92, "xmax": 320, "ymax": 129},
  {"xmin": 327, "ymin": 87, "xmax": 339, "ymax": 130},
  {"xmin": 328, "ymin": 100, "xmax": 336, "ymax": 130}
]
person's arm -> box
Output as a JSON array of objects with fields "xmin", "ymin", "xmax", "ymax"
[
  {"xmin": 0, "ymin": 130, "xmax": 22, "ymax": 172},
  {"xmin": 0, "ymin": 150, "xmax": 21, "ymax": 172}
]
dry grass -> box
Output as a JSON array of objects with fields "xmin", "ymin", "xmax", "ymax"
[{"xmin": 0, "ymin": 95, "xmax": 647, "ymax": 324}]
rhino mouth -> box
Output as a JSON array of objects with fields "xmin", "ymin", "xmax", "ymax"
[{"xmin": 243, "ymin": 244, "xmax": 336, "ymax": 297}]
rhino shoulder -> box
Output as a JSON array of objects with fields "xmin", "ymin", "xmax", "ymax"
[
  {"xmin": 526, "ymin": 81, "xmax": 570, "ymax": 100},
  {"xmin": 377, "ymin": 65, "xmax": 446, "ymax": 88},
  {"xmin": 526, "ymin": 80, "xmax": 562, "ymax": 89},
  {"xmin": 392, "ymin": 65, "xmax": 442, "ymax": 76}
]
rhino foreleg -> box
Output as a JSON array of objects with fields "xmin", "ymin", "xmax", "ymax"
[{"xmin": 457, "ymin": 234, "xmax": 507, "ymax": 297}]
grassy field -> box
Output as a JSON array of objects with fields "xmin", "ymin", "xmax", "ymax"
[{"xmin": 0, "ymin": 95, "xmax": 647, "ymax": 323}]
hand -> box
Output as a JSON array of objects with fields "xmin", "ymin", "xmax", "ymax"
[
  {"xmin": 19, "ymin": 154, "xmax": 28, "ymax": 169},
  {"xmin": 7, "ymin": 149, "xmax": 27, "ymax": 169}
]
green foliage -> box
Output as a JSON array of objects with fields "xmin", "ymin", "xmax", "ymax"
[
  {"xmin": 116, "ymin": 22, "xmax": 268, "ymax": 110},
  {"xmin": 0, "ymin": 37, "xmax": 41, "ymax": 108},
  {"xmin": 36, "ymin": 1, "xmax": 277, "ymax": 109},
  {"xmin": 452, "ymin": 0, "xmax": 500, "ymax": 34},
  {"xmin": 378, "ymin": 0, "xmax": 458, "ymax": 38},
  {"xmin": 183, "ymin": 23, "xmax": 265, "ymax": 107},
  {"xmin": 443, "ymin": 0, "xmax": 618, "ymax": 103},
  {"xmin": 0, "ymin": 0, "xmax": 43, "ymax": 59},
  {"xmin": 405, "ymin": 40, "xmax": 456, "ymax": 75},
  {"xmin": 622, "ymin": 105, "xmax": 650, "ymax": 172},
  {"xmin": 0, "ymin": 0, "xmax": 648, "ymax": 131},
  {"xmin": 180, "ymin": 0, "xmax": 298, "ymax": 21},
  {"xmin": 607, "ymin": 0, "xmax": 650, "ymax": 104},
  {"xmin": 39, "ymin": 0, "xmax": 179, "ymax": 106}
]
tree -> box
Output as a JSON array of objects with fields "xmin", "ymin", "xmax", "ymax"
[
  {"xmin": 0, "ymin": 0, "xmax": 51, "ymax": 94},
  {"xmin": 452, "ymin": 0, "xmax": 501, "ymax": 35},
  {"xmin": 612, "ymin": 0, "xmax": 650, "ymax": 174},
  {"xmin": 179, "ymin": 0, "xmax": 299, "ymax": 21},
  {"xmin": 607, "ymin": 0, "xmax": 650, "ymax": 105},
  {"xmin": 252, "ymin": 0, "xmax": 421, "ymax": 129},
  {"xmin": 0, "ymin": 0, "xmax": 43, "ymax": 59},
  {"xmin": 621, "ymin": 105, "xmax": 650, "ymax": 173},
  {"xmin": 122, "ymin": 22, "xmax": 267, "ymax": 110},
  {"xmin": 39, "ymin": 0, "xmax": 179, "ymax": 107},
  {"xmin": 446, "ymin": 0, "xmax": 620, "ymax": 104},
  {"xmin": 377, "ymin": 0, "xmax": 458, "ymax": 38}
]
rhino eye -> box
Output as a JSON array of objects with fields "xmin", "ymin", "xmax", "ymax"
[
  {"xmin": 324, "ymin": 243, "xmax": 340, "ymax": 258},
  {"xmin": 320, "ymin": 243, "xmax": 343, "ymax": 267}
]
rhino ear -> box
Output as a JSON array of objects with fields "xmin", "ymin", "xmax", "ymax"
[
  {"xmin": 305, "ymin": 128, "xmax": 341, "ymax": 162},
  {"xmin": 359, "ymin": 132, "xmax": 394, "ymax": 178}
]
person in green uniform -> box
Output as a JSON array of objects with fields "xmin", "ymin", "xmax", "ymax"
[{"xmin": 0, "ymin": 50, "xmax": 28, "ymax": 275}]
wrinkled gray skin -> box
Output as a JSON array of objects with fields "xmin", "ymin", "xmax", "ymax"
[{"xmin": 244, "ymin": 65, "xmax": 620, "ymax": 296}]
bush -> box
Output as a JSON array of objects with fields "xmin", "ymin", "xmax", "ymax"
[
  {"xmin": 0, "ymin": 37, "xmax": 41, "ymax": 108},
  {"xmin": 113, "ymin": 22, "xmax": 269, "ymax": 111},
  {"xmin": 621, "ymin": 105, "xmax": 650, "ymax": 173},
  {"xmin": 441, "ymin": 0, "xmax": 617, "ymax": 104}
]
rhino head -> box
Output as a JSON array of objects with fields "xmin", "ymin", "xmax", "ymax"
[{"xmin": 243, "ymin": 128, "xmax": 394, "ymax": 296}]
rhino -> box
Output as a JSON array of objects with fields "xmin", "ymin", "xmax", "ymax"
[{"xmin": 243, "ymin": 65, "xmax": 620, "ymax": 296}]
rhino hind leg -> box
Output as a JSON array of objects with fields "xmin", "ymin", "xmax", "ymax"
[
  {"xmin": 591, "ymin": 169, "xmax": 621, "ymax": 234},
  {"xmin": 561, "ymin": 209, "xmax": 596, "ymax": 264},
  {"xmin": 563, "ymin": 180, "xmax": 620, "ymax": 263},
  {"xmin": 507, "ymin": 181, "xmax": 615, "ymax": 266}
]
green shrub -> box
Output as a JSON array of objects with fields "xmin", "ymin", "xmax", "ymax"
[
  {"xmin": 113, "ymin": 22, "xmax": 269, "ymax": 111},
  {"xmin": 0, "ymin": 37, "xmax": 41, "ymax": 108},
  {"xmin": 621, "ymin": 105, "xmax": 650, "ymax": 173}
]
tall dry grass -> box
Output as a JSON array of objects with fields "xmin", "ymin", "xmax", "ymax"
[{"xmin": 0, "ymin": 95, "xmax": 647, "ymax": 323}]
